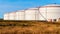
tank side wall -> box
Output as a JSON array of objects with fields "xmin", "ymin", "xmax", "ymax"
[
  {"xmin": 47, "ymin": 7, "xmax": 60, "ymax": 19},
  {"xmin": 16, "ymin": 11, "xmax": 24, "ymax": 20},
  {"xmin": 8, "ymin": 12, "xmax": 15, "ymax": 20},
  {"xmin": 39, "ymin": 8, "xmax": 47, "ymax": 20},
  {"xmin": 4, "ymin": 13, "xmax": 9, "ymax": 20},
  {"xmin": 25, "ymin": 9, "xmax": 38, "ymax": 20}
]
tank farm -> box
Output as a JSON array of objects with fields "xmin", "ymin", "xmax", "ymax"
[{"xmin": 0, "ymin": 4, "xmax": 60, "ymax": 34}]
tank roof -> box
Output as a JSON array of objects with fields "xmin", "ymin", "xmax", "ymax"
[
  {"xmin": 45, "ymin": 4, "xmax": 60, "ymax": 6},
  {"xmin": 28, "ymin": 8, "xmax": 38, "ymax": 10}
]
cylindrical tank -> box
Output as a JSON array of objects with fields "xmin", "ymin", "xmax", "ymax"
[
  {"xmin": 4, "ymin": 4, "xmax": 60, "ymax": 21},
  {"xmin": 8, "ymin": 12, "xmax": 16, "ymax": 20},
  {"xmin": 4, "ymin": 13, "xmax": 9, "ymax": 20},
  {"xmin": 25, "ymin": 8, "xmax": 39, "ymax": 20},
  {"xmin": 39, "ymin": 4, "xmax": 60, "ymax": 21},
  {"xmin": 15, "ymin": 10, "xmax": 25, "ymax": 20}
]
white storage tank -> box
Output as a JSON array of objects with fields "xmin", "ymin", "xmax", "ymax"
[
  {"xmin": 8, "ymin": 12, "xmax": 16, "ymax": 20},
  {"xmin": 25, "ymin": 8, "xmax": 39, "ymax": 20},
  {"xmin": 39, "ymin": 4, "xmax": 60, "ymax": 21},
  {"xmin": 4, "ymin": 4, "xmax": 60, "ymax": 22},
  {"xmin": 4, "ymin": 13, "xmax": 9, "ymax": 20},
  {"xmin": 15, "ymin": 10, "xmax": 25, "ymax": 20}
]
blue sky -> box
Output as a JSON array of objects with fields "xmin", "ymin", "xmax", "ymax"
[{"xmin": 0, "ymin": 0, "xmax": 60, "ymax": 18}]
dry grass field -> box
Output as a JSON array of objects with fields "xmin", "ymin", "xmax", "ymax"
[{"xmin": 0, "ymin": 20, "xmax": 60, "ymax": 34}]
